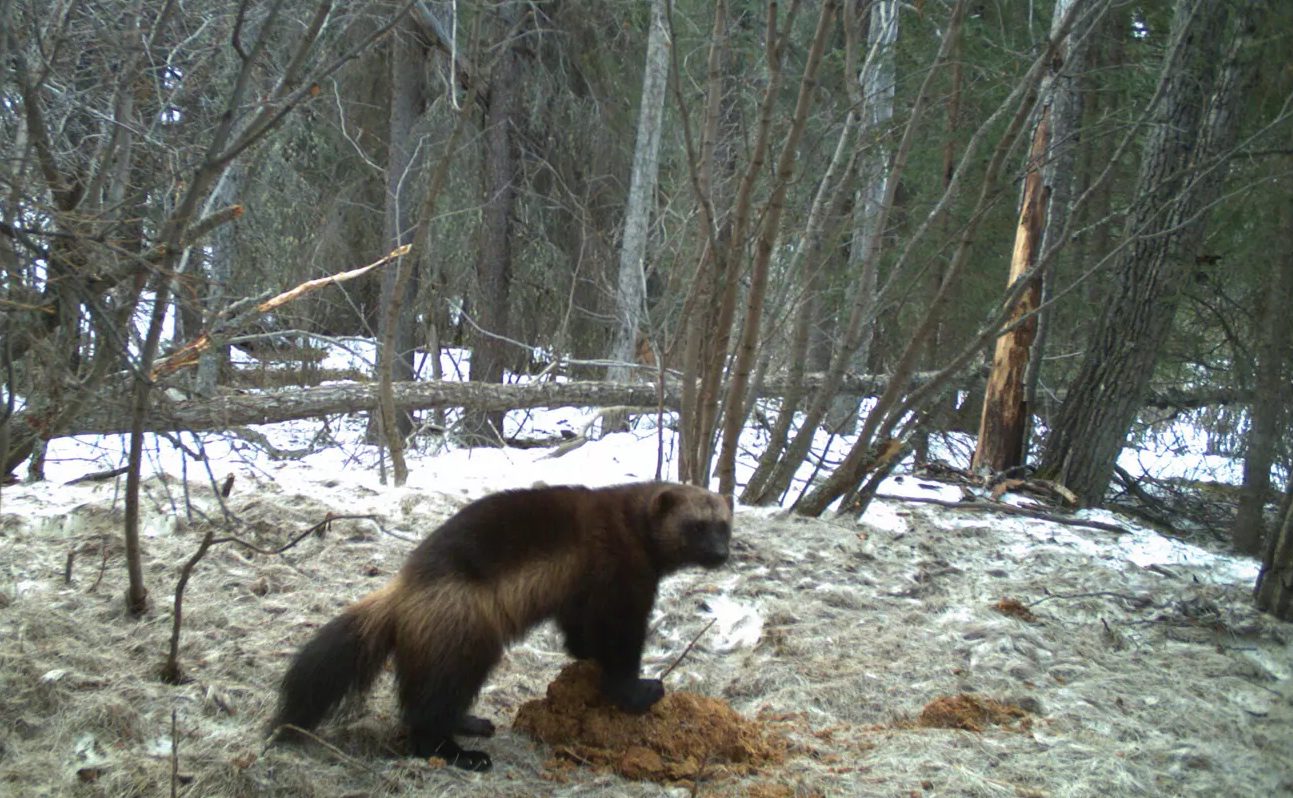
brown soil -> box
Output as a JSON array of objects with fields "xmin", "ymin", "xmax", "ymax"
[
  {"xmin": 991, "ymin": 596, "xmax": 1039, "ymax": 622},
  {"xmin": 913, "ymin": 694, "xmax": 1033, "ymax": 732},
  {"xmin": 513, "ymin": 660, "xmax": 787, "ymax": 784}
]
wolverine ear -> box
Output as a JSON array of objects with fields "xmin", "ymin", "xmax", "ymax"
[{"xmin": 650, "ymin": 486, "xmax": 680, "ymax": 520}]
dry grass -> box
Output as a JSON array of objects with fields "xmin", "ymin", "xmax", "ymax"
[{"xmin": 0, "ymin": 472, "xmax": 1290, "ymax": 797}]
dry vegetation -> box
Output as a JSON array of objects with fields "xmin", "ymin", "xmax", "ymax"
[{"xmin": 0, "ymin": 471, "xmax": 1290, "ymax": 797}]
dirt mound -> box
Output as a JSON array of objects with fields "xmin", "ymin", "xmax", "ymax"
[
  {"xmin": 514, "ymin": 660, "xmax": 786, "ymax": 783},
  {"xmin": 914, "ymin": 694, "xmax": 1033, "ymax": 732}
]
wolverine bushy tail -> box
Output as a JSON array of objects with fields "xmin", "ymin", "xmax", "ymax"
[{"xmin": 273, "ymin": 589, "xmax": 394, "ymax": 734}]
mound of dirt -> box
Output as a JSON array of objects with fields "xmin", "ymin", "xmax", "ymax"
[
  {"xmin": 914, "ymin": 694, "xmax": 1033, "ymax": 732},
  {"xmin": 513, "ymin": 660, "xmax": 787, "ymax": 783}
]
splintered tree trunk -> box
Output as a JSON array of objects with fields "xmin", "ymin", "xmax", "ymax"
[
  {"xmin": 1255, "ymin": 480, "xmax": 1293, "ymax": 620},
  {"xmin": 974, "ymin": 0, "xmax": 1089, "ymax": 474},
  {"xmin": 1038, "ymin": 0, "xmax": 1258, "ymax": 504},
  {"xmin": 973, "ymin": 107, "xmax": 1048, "ymax": 473}
]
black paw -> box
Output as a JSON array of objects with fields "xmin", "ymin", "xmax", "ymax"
[
  {"xmin": 604, "ymin": 677, "xmax": 665, "ymax": 714},
  {"xmin": 457, "ymin": 715, "xmax": 496, "ymax": 738},
  {"xmin": 450, "ymin": 748, "xmax": 492, "ymax": 772},
  {"xmin": 410, "ymin": 734, "xmax": 493, "ymax": 771}
]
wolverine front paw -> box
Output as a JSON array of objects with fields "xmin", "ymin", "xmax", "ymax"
[{"xmin": 604, "ymin": 676, "xmax": 665, "ymax": 714}]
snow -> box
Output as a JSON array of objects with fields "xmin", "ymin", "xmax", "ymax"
[{"xmin": 0, "ymin": 344, "xmax": 1287, "ymax": 796}]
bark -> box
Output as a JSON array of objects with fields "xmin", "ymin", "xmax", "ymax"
[
  {"xmin": 975, "ymin": 0, "xmax": 1094, "ymax": 474},
  {"xmin": 1038, "ymin": 1, "xmax": 1259, "ymax": 504},
  {"xmin": 377, "ymin": 16, "xmax": 429, "ymax": 443},
  {"xmin": 608, "ymin": 0, "xmax": 672, "ymax": 383},
  {"xmin": 465, "ymin": 3, "xmax": 522, "ymax": 444},
  {"xmin": 974, "ymin": 107, "xmax": 1049, "ymax": 472},
  {"xmin": 1231, "ymin": 187, "xmax": 1293, "ymax": 553},
  {"xmin": 825, "ymin": 0, "xmax": 899, "ymax": 435},
  {"xmin": 1255, "ymin": 477, "xmax": 1293, "ymax": 620}
]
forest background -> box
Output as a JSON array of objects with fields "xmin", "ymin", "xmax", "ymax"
[{"xmin": 2, "ymin": 0, "xmax": 1292, "ymax": 618}]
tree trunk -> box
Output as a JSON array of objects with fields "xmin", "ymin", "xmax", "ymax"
[
  {"xmin": 608, "ymin": 0, "xmax": 671, "ymax": 383},
  {"xmin": 715, "ymin": 0, "xmax": 840, "ymax": 496},
  {"xmin": 3, "ymin": 368, "xmax": 1234, "ymax": 442},
  {"xmin": 195, "ymin": 166, "xmax": 241, "ymax": 396},
  {"xmin": 740, "ymin": 110, "xmax": 858, "ymax": 504},
  {"xmin": 795, "ymin": 0, "xmax": 1089, "ymax": 517},
  {"xmin": 604, "ymin": 0, "xmax": 672, "ymax": 434},
  {"xmin": 1255, "ymin": 476, "xmax": 1293, "ymax": 620},
  {"xmin": 975, "ymin": 0, "xmax": 1091, "ymax": 474},
  {"xmin": 1038, "ymin": 1, "xmax": 1259, "ymax": 504},
  {"xmin": 745, "ymin": 0, "xmax": 915, "ymax": 507},
  {"xmin": 1231, "ymin": 183, "xmax": 1293, "ymax": 553},
  {"xmin": 466, "ymin": 3, "xmax": 522, "ymax": 444},
  {"xmin": 377, "ymin": 17, "xmax": 428, "ymax": 441},
  {"xmin": 825, "ymin": 0, "xmax": 898, "ymax": 437},
  {"xmin": 973, "ymin": 105, "xmax": 1049, "ymax": 473}
]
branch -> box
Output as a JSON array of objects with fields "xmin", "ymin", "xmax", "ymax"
[
  {"xmin": 150, "ymin": 245, "xmax": 409, "ymax": 378},
  {"xmin": 871, "ymin": 492, "xmax": 1130, "ymax": 534}
]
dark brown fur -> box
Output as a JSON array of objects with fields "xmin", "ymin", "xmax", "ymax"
[{"xmin": 273, "ymin": 482, "xmax": 733, "ymax": 771}]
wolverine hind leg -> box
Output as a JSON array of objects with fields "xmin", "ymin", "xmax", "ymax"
[
  {"xmin": 394, "ymin": 629, "xmax": 502, "ymax": 771},
  {"xmin": 456, "ymin": 715, "xmax": 495, "ymax": 737}
]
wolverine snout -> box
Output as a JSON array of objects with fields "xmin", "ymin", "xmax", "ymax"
[{"xmin": 697, "ymin": 544, "xmax": 729, "ymax": 568}]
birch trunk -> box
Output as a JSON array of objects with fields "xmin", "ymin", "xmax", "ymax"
[{"xmin": 608, "ymin": 0, "xmax": 671, "ymax": 385}]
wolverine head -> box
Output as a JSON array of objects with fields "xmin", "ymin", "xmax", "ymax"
[{"xmin": 647, "ymin": 483, "xmax": 734, "ymax": 572}]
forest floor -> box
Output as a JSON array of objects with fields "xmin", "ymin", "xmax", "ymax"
[{"xmin": 0, "ymin": 442, "xmax": 1289, "ymax": 797}]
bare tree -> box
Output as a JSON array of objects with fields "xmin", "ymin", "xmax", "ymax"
[
  {"xmin": 607, "ymin": 0, "xmax": 672, "ymax": 387},
  {"xmin": 1231, "ymin": 183, "xmax": 1293, "ymax": 553},
  {"xmin": 1255, "ymin": 476, "xmax": 1293, "ymax": 620},
  {"xmin": 973, "ymin": 0, "xmax": 1094, "ymax": 473},
  {"xmin": 463, "ymin": 1, "xmax": 522, "ymax": 444}
]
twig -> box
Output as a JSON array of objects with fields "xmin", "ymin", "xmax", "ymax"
[
  {"xmin": 659, "ymin": 618, "xmax": 717, "ymax": 681},
  {"xmin": 88, "ymin": 536, "xmax": 109, "ymax": 593},
  {"xmin": 170, "ymin": 708, "xmax": 179, "ymax": 798},
  {"xmin": 210, "ymin": 513, "xmax": 383, "ymax": 555},
  {"xmin": 162, "ymin": 513, "xmax": 381, "ymax": 683},
  {"xmin": 162, "ymin": 525, "xmax": 216, "ymax": 684},
  {"xmin": 64, "ymin": 466, "xmax": 130, "ymax": 485},
  {"xmin": 266, "ymin": 724, "xmax": 394, "ymax": 785},
  {"xmin": 151, "ymin": 245, "xmax": 410, "ymax": 379},
  {"xmin": 1028, "ymin": 590, "xmax": 1151, "ymax": 609},
  {"xmin": 871, "ymin": 492, "xmax": 1130, "ymax": 534}
]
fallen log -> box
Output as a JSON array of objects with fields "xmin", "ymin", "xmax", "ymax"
[
  {"xmin": 4, "ymin": 370, "xmax": 1251, "ymax": 441},
  {"xmin": 12, "ymin": 380, "xmax": 676, "ymax": 437}
]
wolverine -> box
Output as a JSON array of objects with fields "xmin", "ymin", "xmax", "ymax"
[{"xmin": 273, "ymin": 481, "xmax": 733, "ymax": 771}]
